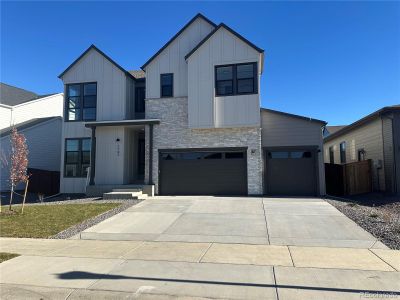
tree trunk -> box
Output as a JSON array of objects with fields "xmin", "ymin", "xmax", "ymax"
[
  {"xmin": 9, "ymin": 184, "xmax": 14, "ymax": 210},
  {"xmin": 21, "ymin": 180, "xmax": 29, "ymax": 214}
]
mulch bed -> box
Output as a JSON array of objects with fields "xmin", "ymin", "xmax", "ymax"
[{"xmin": 326, "ymin": 193, "xmax": 400, "ymax": 250}]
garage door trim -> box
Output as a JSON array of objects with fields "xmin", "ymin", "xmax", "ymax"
[
  {"xmin": 263, "ymin": 145, "xmax": 320, "ymax": 196},
  {"xmin": 158, "ymin": 147, "xmax": 248, "ymax": 195}
]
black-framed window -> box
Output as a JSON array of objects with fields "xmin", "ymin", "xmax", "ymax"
[
  {"xmin": 358, "ymin": 149, "xmax": 366, "ymax": 161},
  {"xmin": 340, "ymin": 142, "xmax": 346, "ymax": 164},
  {"xmin": 66, "ymin": 83, "xmax": 97, "ymax": 121},
  {"xmin": 160, "ymin": 73, "xmax": 173, "ymax": 97},
  {"xmin": 329, "ymin": 146, "xmax": 334, "ymax": 164},
  {"xmin": 135, "ymin": 86, "xmax": 146, "ymax": 113},
  {"xmin": 215, "ymin": 62, "xmax": 257, "ymax": 96},
  {"xmin": 64, "ymin": 138, "xmax": 91, "ymax": 177}
]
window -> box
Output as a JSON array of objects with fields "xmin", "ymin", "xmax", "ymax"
[
  {"xmin": 340, "ymin": 142, "xmax": 346, "ymax": 164},
  {"xmin": 66, "ymin": 83, "xmax": 97, "ymax": 121},
  {"xmin": 135, "ymin": 86, "xmax": 145, "ymax": 117},
  {"xmin": 358, "ymin": 149, "xmax": 366, "ymax": 161},
  {"xmin": 225, "ymin": 152, "xmax": 244, "ymax": 159},
  {"xmin": 215, "ymin": 63, "xmax": 257, "ymax": 96},
  {"xmin": 64, "ymin": 138, "xmax": 91, "ymax": 177},
  {"xmin": 291, "ymin": 151, "xmax": 312, "ymax": 158},
  {"xmin": 268, "ymin": 152, "xmax": 289, "ymax": 159},
  {"xmin": 329, "ymin": 146, "xmax": 334, "ymax": 164},
  {"xmin": 160, "ymin": 73, "xmax": 173, "ymax": 97}
]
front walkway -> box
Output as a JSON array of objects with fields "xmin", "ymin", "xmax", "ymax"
[{"xmin": 1, "ymin": 197, "xmax": 399, "ymax": 299}]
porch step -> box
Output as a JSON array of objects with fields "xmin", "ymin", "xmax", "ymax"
[
  {"xmin": 103, "ymin": 191, "xmax": 145, "ymax": 200},
  {"xmin": 112, "ymin": 188, "xmax": 142, "ymax": 193}
]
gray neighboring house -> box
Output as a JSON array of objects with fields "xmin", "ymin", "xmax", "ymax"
[
  {"xmin": 323, "ymin": 125, "xmax": 346, "ymax": 138},
  {"xmin": 58, "ymin": 13, "xmax": 326, "ymax": 197},
  {"xmin": 0, "ymin": 117, "xmax": 62, "ymax": 191},
  {"xmin": 324, "ymin": 105, "xmax": 400, "ymax": 195}
]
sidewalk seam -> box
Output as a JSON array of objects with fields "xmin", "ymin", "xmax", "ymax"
[
  {"xmin": 272, "ymin": 266, "xmax": 280, "ymax": 300},
  {"xmin": 198, "ymin": 243, "xmax": 213, "ymax": 263},
  {"xmin": 368, "ymin": 249, "xmax": 398, "ymax": 272},
  {"xmin": 261, "ymin": 197, "xmax": 271, "ymax": 244}
]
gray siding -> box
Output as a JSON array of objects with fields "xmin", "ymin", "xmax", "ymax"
[
  {"xmin": 382, "ymin": 116, "xmax": 394, "ymax": 193},
  {"xmin": 1, "ymin": 118, "xmax": 62, "ymax": 191},
  {"xmin": 261, "ymin": 110, "xmax": 325, "ymax": 195},
  {"xmin": 324, "ymin": 118, "xmax": 385, "ymax": 191},
  {"xmin": 393, "ymin": 112, "xmax": 400, "ymax": 195}
]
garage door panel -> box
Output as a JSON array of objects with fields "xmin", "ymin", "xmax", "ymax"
[
  {"xmin": 265, "ymin": 149, "xmax": 317, "ymax": 196},
  {"xmin": 160, "ymin": 150, "xmax": 247, "ymax": 195}
]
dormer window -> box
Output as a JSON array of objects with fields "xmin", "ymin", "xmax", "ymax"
[
  {"xmin": 215, "ymin": 63, "xmax": 257, "ymax": 96},
  {"xmin": 66, "ymin": 82, "xmax": 97, "ymax": 121},
  {"xmin": 160, "ymin": 73, "xmax": 173, "ymax": 97}
]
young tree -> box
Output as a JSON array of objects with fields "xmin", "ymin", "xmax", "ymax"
[{"xmin": 8, "ymin": 128, "xmax": 29, "ymax": 210}]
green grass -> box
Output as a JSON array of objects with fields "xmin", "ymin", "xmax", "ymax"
[
  {"xmin": 0, "ymin": 252, "xmax": 19, "ymax": 263},
  {"xmin": 0, "ymin": 203, "xmax": 120, "ymax": 238}
]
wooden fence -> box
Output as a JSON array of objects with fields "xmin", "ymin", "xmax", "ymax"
[
  {"xmin": 27, "ymin": 168, "xmax": 60, "ymax": 196},
  {"xmin": 325, "ymin": 159, "xmax": 372, "ymax": 196}
]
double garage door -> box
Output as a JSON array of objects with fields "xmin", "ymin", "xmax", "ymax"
[{"xmin": 159, "ymin": 149, "xmax": 247, "ymax": 195}]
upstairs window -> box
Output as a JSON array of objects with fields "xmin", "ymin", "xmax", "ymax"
[
  {"xmin": 340, "ymin": 142, "xmax": 346, "ymax": 164},
  {"xmin": 135, "ymin": 86, "xmax": 146, "ymax": 117},
  {"xmin": 329, "ymin": 146, "xmax": 334, "ymax": 164},
  {"xmin": 160, "ymin": 73, "xmax": 173, "ymax": 97},
  {"xmin": 64, "ymin": 138, "xmax": 91, "ymax": 177},
  {"xmin": 66, "ymin": 83, "xmax": 97, "ymax": 121},
  {"xmin": 215, "ymin": 62, "xmax": 257, "ymax": 96}
]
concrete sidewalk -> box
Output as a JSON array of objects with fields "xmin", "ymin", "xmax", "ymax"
[
  {"xmin": 79, "ymin": 196, "xmax": 387, "ymax": 249},
  {"xmin": 0, "ymin": 238, "xmax": 399, "ymax": 299}
]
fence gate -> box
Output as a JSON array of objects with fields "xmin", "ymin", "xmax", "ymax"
[{"xmin": 325, "ymin": 159, "xmax": 372, "ymax": 196}]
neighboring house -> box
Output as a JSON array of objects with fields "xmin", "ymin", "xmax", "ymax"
[
  {"xmin": 0, "ymin": 117, "xmax": 62, "ymax": 191},
  {"xmin": 323, "ymin": 125, "xmax": 346, "ymax": 138},
  {"xmin": 0, "ymin": 82, "xmax": 63, "ymax": 129},
  {"xmin": 58, "ymin": 13, "xmax": 326, "ymax": 197},
  {"xmin": 324, "ymin": 105, "xmax": 400, "ymax": 195}
]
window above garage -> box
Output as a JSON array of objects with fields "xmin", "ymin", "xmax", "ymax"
[{"xmin": 215, "ymin": 62, "xmax": 257, "ymax": 96}]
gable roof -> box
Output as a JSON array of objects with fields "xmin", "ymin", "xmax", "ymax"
[
  {"xmin": 261, "ymin": 107, "xmax": 327, "ymax": 126},
  {"xmin": 58, "ymin": 44, "xmax": 136, "ymax": 80},
  {"xmin": 0, "ymin": 83, "xmax": 38, "ymax": 106},
  {"xmin": 0, "ymin": 117, "xmax": 61, "ymax": 138},
  {"xmin": 324, "ymin": 105, "xmax": 400, "ymax": 142},
  {"xmin": 326, "ymin": 125, "xmax": 346, "ymax": 135},
  {"xmin": 141, "ymin": 13, "xmax": 217, "ymax": 70},
  {"xmin": 185, "ymin": 23, "xmax": 264, "ymax": 60}
]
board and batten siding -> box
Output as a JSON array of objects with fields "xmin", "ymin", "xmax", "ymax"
[
  {"xmin": 382, "ymin": 116, "xmax": 394, "ymax": 193},
  {"xmin": 144, "ymin": 17, "xmax": 215, "ymax": 99},
  {"xmin": 0, "ymin": 106, "xmax": 11, "ymax": 129},
  {"xmin": 61, "ymin": 48, "xmax": 128, "ymax": 121},
  {"xmin": 187, "ymin": 27, "xmax": 262, "ymax": 129},
  {"xmin": 323, "ymin": 118, "xmax": 385, "ymax": 191},
  {"xmin": 1, "ymin": 118, "xmax": 62, "ymax": 191},
  {"xmin": 261, "ymin": 109, "xmax": 326, "ymax": 195}
]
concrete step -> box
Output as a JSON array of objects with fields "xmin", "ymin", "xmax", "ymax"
[
  {"xmin": 112, "ymin": 188, "xmax": 142, "ymax": 193},
  {"xmin": 103, "ymin": 191, "xmax": 142, "ymax": 200}
]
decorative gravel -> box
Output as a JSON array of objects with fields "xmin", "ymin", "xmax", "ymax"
[
  {"xmin": 49, "ymin": 199, "xmax": 143, "ymax": 239},
  {"xmin": 326, "ymin": 195, "xmax": 400, "ymax": 250}
]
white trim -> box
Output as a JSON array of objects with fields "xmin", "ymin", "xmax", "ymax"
[{"xmin": 85, "ymin": 119, "xmax": 160, "ymax": 126}]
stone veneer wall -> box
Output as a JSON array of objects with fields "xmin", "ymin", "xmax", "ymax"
[{"xmin": 144, "ymin": 97, "xmax": 263, "ymax": 195}]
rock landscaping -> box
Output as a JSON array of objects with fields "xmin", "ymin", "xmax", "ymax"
[{"xmin": 327, "ymin": 193, "xmax": 400, "ymax": 250}]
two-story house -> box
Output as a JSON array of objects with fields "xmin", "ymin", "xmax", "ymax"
[{"xmin": 58, "ymin": 14, "xmax": 326, "ymax": 197}]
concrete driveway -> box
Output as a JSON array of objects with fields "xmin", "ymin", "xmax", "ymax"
[
  {"xmin": 2, "ymin": 196, "xmax": 399, "ymax": 299},
  {"xmin": 80, "ymin": 196, "xmax": 386, "ymax": 249}
]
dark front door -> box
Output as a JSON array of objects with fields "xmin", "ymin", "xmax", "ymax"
[
  {"xmin": 265, "ymin": 148, "xmax": 317, "ymax": 196},
  {"xmin": 137, "ymin": 138, "xmax": 145, "ymax": 178},
  {"xmin": 159, "ymin": 150, "xmax": 247, "ymax": 195}
]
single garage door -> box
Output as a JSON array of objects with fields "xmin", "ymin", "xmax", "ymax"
[
  {"xmin": 265, "ymin": 148, "xmax": 317, "ymax": 196},
  {"xmin": 159, "ymin": 149, "xmax": 247, "ymax": 195}
]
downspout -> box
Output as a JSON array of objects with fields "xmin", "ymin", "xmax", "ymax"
[{"xmin": 149, "ymin": 124, "xmax": 154, "ymax": 185}]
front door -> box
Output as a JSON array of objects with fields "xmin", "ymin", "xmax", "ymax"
[{"xmin": 137, "ymin": 138, "xmax": 145, "ymax": 179}]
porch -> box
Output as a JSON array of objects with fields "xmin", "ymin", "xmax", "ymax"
[{"xmin": 84, "ymin": 119, "xmax": 160, "ymax": 197}]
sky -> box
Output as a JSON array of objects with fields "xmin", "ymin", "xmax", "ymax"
[{"xmin": 1, "ymin": 1, "xmax": 399, "ymax": 125}]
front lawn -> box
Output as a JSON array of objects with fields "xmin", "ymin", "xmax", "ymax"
[
  {"xmin": 0, "ymin": 252, "xmax": 19, "ymax": 263},
  {"xmin": 0, "ymin": 203, "xmax": 120, "ymax": 238}
]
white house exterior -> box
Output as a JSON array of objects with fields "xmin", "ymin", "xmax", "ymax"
[
  {"xmin": 0, "ymin": 94, "xmax": 63, "ymax": 129},
  {"xmin": 58, "ymin": 14, "xmax": 326, "ymax": 197},
  {"xmin": 0, "ymin": 117, "xmax": 62, "ymax": 191}
]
